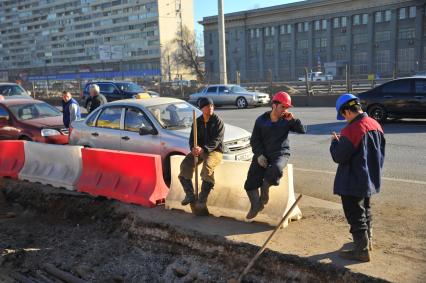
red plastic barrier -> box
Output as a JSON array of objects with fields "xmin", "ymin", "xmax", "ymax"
[
  {"xmin": 77, "ymin": 148, "xmax": 168, "ymax": 207},
  {"xmin": 0, "ymin": 140, "xmax": 25, "ymax": 179}
]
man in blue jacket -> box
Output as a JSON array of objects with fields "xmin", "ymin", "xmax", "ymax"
[
  {"xmin": 330, "ymin": 93, "xmax": 385, "ymax": 262},
  {"xmin": 62, "ymin": 91, "xmax": 81, "ymax": 128},
  {"xmin": 244, "ymin": 91, "xmax": 306, "ymax": 219}
]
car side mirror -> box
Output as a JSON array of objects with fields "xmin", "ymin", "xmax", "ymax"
[{"xmin": 139, "ymin": 127, "xmax": 157, "ymax": 136}]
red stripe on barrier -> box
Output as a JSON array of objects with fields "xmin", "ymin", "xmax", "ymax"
[
  {"xmin": 0, "ymin": 140, "xmax": 25, "ymax": 179},
  {"xmin": 77, "ymin": 148, "xmax": 169, "ymax": 207}
]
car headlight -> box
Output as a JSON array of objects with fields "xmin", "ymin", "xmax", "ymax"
[
  {"xmin": 41, "ymin": 129, "xmax": 61, "ymax": 137},
  {"xmin": 252, "ymin": 95, "xmax": 258, "ymax": 101}
]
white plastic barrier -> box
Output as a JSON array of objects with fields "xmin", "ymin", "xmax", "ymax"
[
  {"xmin": 19, "ymin": 142, "xmax": 83, "ymax": 190},
  {"xmin": 165, "ymin": 155, "xmax": 302, "ymax": 227}
]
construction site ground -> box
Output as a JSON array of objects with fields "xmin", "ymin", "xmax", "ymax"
[{"xmin": 0, "ymin": 179, "xmax": 424, "ymax": 283}]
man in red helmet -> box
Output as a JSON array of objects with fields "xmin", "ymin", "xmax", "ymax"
[{"xmin": 244, "ymin": 91, "xmax": 306, "ymax": 219}]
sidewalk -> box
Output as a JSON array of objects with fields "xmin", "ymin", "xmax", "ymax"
[{"xmin": 118, "ymin": 195, "xmax": 425, "ymax": 283}]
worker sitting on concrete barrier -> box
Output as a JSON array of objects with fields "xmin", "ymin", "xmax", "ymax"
[
  {"xmin": 178, "ymin": 97, "xmax": 224, "ymax": 212},
  {"xmin": 330, "ymin": 93, "xmax": 385, "ymax": 262},
  {"xmin": 244, "ymin": 91, "xmax": 306, "ymax": 219}
]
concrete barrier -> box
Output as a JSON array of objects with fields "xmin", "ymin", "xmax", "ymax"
[
  {"xmin": 0, "ymin": 140, "xmax": 25, "ymax": 179},
  {"xmin": 19, "ymin": 142, "xmax": 83, "ymax": 190},
  {"xmin": 165, "ymin": 155, "xmax": 302, "ymax": 227}
]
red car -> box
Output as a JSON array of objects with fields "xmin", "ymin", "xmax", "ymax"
[{"xmin": 0, "ymin": 99, "xmax": 68, "ymax": 144}]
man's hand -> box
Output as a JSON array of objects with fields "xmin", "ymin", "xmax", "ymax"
[
  {"xmin": 257, "ymin": 154, "xmax": 268, "ymax": 168},
  {"xmin": 331, "ymin": 131, "xmax": 340, "ymax": 141},
  {"xmin": 282, "ymin": 111, "xmax": 294, "ymax": 121},
  {"xmin": 192, "ymin": 146, "xmax": 203, "ymax": 157}
]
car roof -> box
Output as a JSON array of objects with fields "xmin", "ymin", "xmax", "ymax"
[
  {"xmin": 85, "ymin": 81, "xmax": 137, "ymax": 84},
  {"xmin": 0, "ymin": 98, "xmax": 42, "ymax": 106},
  {"xmin": 107, "ymin": 97, "xmax": 187, "ymax": 108},
  {"xmin": 205, "ymin": 84, "xmax": 239, "ymax": 87},
  {"xmin": 0, "ymin": 82, "xmax": 20, "ymax": 86}
]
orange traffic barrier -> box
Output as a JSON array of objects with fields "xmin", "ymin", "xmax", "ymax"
[
  {"xmin": 77, "ymin": 148, "xmax": 168, "ymax": 207},
  {"xmin": 0, "ymin": 141, "xmax": 25, "ymax": 179}
]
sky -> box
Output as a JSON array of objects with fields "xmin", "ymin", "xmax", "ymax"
[{"xmin": 193, "ymin": 0, "xmax": 304, "ymax": 35}]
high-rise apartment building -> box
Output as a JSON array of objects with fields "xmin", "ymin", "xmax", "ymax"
[{"xmin": 0, "ymin": 0, "xmax": 193, "ymax": 82}]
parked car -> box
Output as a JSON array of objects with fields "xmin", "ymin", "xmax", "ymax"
[
  {"xmin": 81, "ymin": 81, "xmax": 157, "ymax": 109},
  {"xmin": 0, "ymin": 99, "xmax": 68, "ymax": 144},
  {"xmin": 298, "ymin": 72, "xmax": 333, "ymax": 82},
  {"xmin": 0, "ymin": 83, "xmax": 33, "ymax": 100},
  {"xmin": 188, "ymin": 84, "xmax": 270, "ymax": 109},
  {"xmin": 357, "ymin": 77, "xmax": 426, "ymax": 122},
  {"xmin": 69, "ymin": 97, "xmax": 253, "ymax": 183}
]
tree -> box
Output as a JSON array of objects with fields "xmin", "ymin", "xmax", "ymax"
[{"xmin": 173, "ymin": 26, "xmax": 205, "ymax": 82}]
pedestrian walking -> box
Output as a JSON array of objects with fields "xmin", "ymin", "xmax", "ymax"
[
  {"xmin": 330, "ymin": 93, "xmax": 386, "ymax": 262},
  {"xmin": 88, "ymin": 84, "xmax": 107, "ymax": 113},
  {"xmin": 178, "ymin": 97, "xmax": 224, "ymax": 214},
  {"xmin": 61, "ymin": 91, "xmax": 81, "ymax": 128},
  {"xmin": 244, "ymin": 91, "xmax": 306, "ymax": 219}
]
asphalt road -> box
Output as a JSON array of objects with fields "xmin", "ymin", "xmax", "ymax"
[{"xmin": 215, "ymin": 106, "xmax": 426, "ymax": 206}]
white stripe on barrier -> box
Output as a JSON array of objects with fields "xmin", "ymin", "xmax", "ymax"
[
  {"xmin": 165, "ymin": 155, "xmax": 302, "ymax": 227},
  {"xmin": 19, "ymin": 142, "xmax": 83, "ymax": 190}
]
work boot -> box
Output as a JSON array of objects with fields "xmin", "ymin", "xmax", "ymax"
[
  {"xmin": 260, "ymin": 181, "xmax": 271, "ymax": 205},
  {"xmin": 246, "ymin": 189, "xmax": 264, "ymax": 219},
  {"xmin": 194, "ymin": 181, "xmax": 213, "ymax": 216},
  {"xmin": 179, "ymin": 177, "xmax": 195, "ymax": 206},
  {"xmin": 367, "ymin": 225, "xmax": 373, "ymax": 251},
  {"xmin": 339, "ymin": 231, "xmax": 371, "ymax": 262}
]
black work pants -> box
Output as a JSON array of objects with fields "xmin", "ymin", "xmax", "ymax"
[
  {"xmin": 244, "ymin": 154, "xmax": 289, "ymax": 191},
  {"xmin": 341, "ymin": 195, "xmax": 372, "ymax": 234}
]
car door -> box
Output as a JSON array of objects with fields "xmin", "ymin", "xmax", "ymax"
[
  {"xmin": 414, "ymin": 79, "xmax": 426, "ymax": 116},
  {"xmin": 216, "ymin": 86, "xmax": 228, "ymax": 105},
  {"xmin": 98, "ymin": 83, "xmax": 121, "ymax": 101},
  {"xmin": 204, "ymin": 86, "xmax": 218, "ymax": 104},
  {"xmin": 89, "ymin": 106, "xmax": 123, "ymax": 150},
  {"xmin": 120, "ymin": 107, "xmax": 162, "ymax": 155},
  {"xmin": 379, "ymin": 79, "xmax": 412, "ymax": 115}
]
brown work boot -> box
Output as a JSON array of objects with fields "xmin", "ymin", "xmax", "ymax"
[
  {"xmin": 260, "ymin": 181, "xmax": 271, "ymax": 205},
  {"xmin": 194, "ymin": 181, "xmax": 213, "ymax": 216},
  {"xmin": 246, "ymin": 189, "xmax": 264, "ymax": 219},
  {"xmin": 179, "ymin": 177, "xmax": 195, "ymax": 206},
  {"xmin": 339, "ymin": 231, "xmax": 371, "ymax": 262}
]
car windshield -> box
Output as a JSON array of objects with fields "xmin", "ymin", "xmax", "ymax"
[
  {"xmin": 231, "ymin": 86, "xmax": 248, "ymax": 93},
  {"xmin": 147, "ymin": 102, "xmax": 201, "ymax": 130},
  {"xmin": 116, "ymin": 82, "xmax": 144, "ymax": 93},
  {"xmin": 9, "ymin": 102, "xmax": 61, "ymax": 121},
  {"xmin": 0, "ymin": 85, "xmax": 27, "ymax": 96}
]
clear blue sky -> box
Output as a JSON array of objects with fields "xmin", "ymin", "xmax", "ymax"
[{"xmin": 193, "ymin": 0, "xmax": 304, "ymax": 35}]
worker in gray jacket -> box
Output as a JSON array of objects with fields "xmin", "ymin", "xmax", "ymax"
[{"xmin": 244, "ymin": 91, "xmax": 306, "ymax": 219}]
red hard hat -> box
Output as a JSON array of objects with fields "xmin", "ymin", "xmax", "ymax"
[{"xmin": 272, "ymin": 91, "xmax": 292, "ymax": 108}]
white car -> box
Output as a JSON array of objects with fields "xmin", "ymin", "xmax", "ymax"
[
  {"xmin": 69, "ymin": 97, "xmax": 253, "ymax": 183},
  {"xmin": 188, "ymin": 84, "xmax": 270, "ymax": 109}
]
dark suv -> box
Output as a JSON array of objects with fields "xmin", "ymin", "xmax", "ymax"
[
  {"xmin": 357, "ymin": 77, "xmax": 426, "ymax": 122},
  {"xmin": 81, "ymin": 81, "xmax": 155, "ymax": 109}
]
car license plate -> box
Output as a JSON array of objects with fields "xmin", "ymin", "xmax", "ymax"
[{"xmin": 236, "ymin": 152, "xmax": 253, "ymax": 161}]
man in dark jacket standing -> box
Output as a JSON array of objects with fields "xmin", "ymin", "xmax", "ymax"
[
  {"xmin": 179, "ymin": 97, "xmax": 224, "ymax": 213},
  {"xmin": 88, "ymin": 84, "xmax": 107, "ymax": 113},
  {"xmin": 244, "ymin": 91, "xmax": 306, "ymax": 219},
  {"xmin": 62, "ymin": 91, "xmax": 81, "ymax": 128},
  {"xmin": 330, "ymin": 93, "xmax": 385, "ymax": 262}
]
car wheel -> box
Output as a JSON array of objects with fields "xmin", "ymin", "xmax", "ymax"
[
  {"xmin": 236, "ymin": 97, "xmax": 248, "ymax": 109},
  {"xmin": 368, "ymin": 105, "xmax": 388, "ymax": 123},
  {"xmin": 19, "ymin": 136, "xmax": 32, "ymax": 141}
]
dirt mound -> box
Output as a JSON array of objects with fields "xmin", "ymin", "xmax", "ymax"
[{"xmin": 0, "ymin": 179, "xmax": 387, "ymax": 282}]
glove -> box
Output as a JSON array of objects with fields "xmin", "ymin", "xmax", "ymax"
[{"xmin": 257, "ymin": 154, "xmax": 268, "ymax": 168}]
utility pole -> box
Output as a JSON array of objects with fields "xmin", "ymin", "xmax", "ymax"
[{"xmin": 218, "ymin": 0, "xmax": 227, "ymax": 84}]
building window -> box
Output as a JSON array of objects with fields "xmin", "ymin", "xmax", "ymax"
[
  {"xmin": 280, "ymin": 25, "xmax": 285, "ymax": 34},
  {"xmin": 322, "ymin": 19, "xmax": 327, "ymax": 30},
  {"xmin": 353, "ymin": 15, "xmax": 360, "ymax": 25},
  {"xmin": 314, "ymin": 38, "xmax": 327, "ymax": 48},
  {"xmin": 362, "ymin": 14, "xmax": 368, "ymax": 24},
  {"xmin": 375, "ymin": 49, "xmax": 391, "ymax": 75},
  {"xmin": 375, "ymin": 11, "xmax": 382, "ymax": 23},
  {"xmin": 298, "ymin": 22, "xmax": 303, "ymax": 32},
  {"xmin": 256, "ymin": 28, "xmax": 260, "ymax": 38},
  {"xmin": 375, "ymin": 31, "xmax": 391, "ymax": 42},
  {"xmin": 353, "ymin": 33, "xmax": 368, "ymax": 44},
  {"xmin": 315, "ymin": 20, "xmax": 320, "ymax": 31},
  {"xmin": 353, "ymin": 52, "xmax": 368, "ymax": 74},
  {"xmin": 209, "ymin": 33, "xmax": 213, "ymax": 43},
  {"xmin": 409, "ymin": 6, "xmax": 416, "ymax": 18},
  {"xmin": 384, "ymin": 10, "xmax": 391, "ymax": 22},
  {"xmin": 399, "ymin": 8, "xmax": 406, "ymax": 20},
  {"xmin": 279, "ymin": 40, "xmax": 291, "ymax": 50},
  {"xmin": 287, "ymin": 25, "xmax": 291, "ymax": 34},
  {"xmin": 304, "ymin": 22, "xmax": 309, "ymax": 32},
  {"xmin": 341, "ymin": 16, "xmax": 347, "ymax": 27},
  {"xmin": 297, "ymin": 39, "xmax": 308, "ymax": 49},
  {"xmin": 265, "ymin": 41, "xmax": 274, "ymax": 57},
  {"xmin": 265, "ymin": 27, "xmax": 270, "ymax": 37},
  {"xmin": 271, "ymin": 26, "xmax": 275, "ymax": 36},
  {"xmin": 250, "ymin": 29, "xmax": 255, "ymax": 39},
  {"xmin": 333, "ymin": 17, "xmax": 340, "ymax": 28},
  {"xmin": 397, "ymin": 47, "xmax": 415, "ymax": 73},
  {"xmin": 398, "ymin": 28, "xmax": 415, "ymax": 39},
  {"xmin": 333, "ymin": 35, "xmax": 346, "ymax": 46}
]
